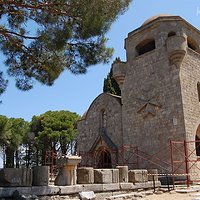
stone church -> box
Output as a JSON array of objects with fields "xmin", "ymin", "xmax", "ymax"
[{"xmin": 77, "ymin": 15, "xmax": 200, "ymax": 177}]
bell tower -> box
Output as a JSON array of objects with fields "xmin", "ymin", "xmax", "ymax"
[{"xmin": 112, "ymin": 15, "xmax": 200, "ymax": 176}]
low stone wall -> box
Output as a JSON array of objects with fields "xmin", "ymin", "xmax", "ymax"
[
  {"xmin": 0, "ymin": 182, "xmax": 161, "ymax": 199},
  {"xmin": 0, "ymin": 167, "xmax": 161, "ymax": 199}
]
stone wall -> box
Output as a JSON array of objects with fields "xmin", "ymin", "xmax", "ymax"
[
  {"xmin": 180, "ymin": 50, "xmax": 200, "ymax": 178},
  {"xmin": 121, "ymin": 20, "xmax": 187, "ymax": 172},
  {"xmin": 77, "ymin": 93, "xmax": 122, "ymax": 155}
]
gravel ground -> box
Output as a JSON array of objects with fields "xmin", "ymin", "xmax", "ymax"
[{"xmin": 145, "ymin": 192, "xmax": 197, "ymax": 200}]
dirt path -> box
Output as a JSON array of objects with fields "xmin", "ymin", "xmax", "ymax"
[{"xmin": 145, "ymin": 192, "xmax": 197, "ymax": 200}]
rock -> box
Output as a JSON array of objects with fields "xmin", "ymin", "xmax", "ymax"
[
  {"xmin": 134, "ymin": 193, "xmax": 145, "ymax": 198},
  {"xmin": 79, "ymin": 191, "xmax": 96, "ymax": 200},
  {"xmin": 154, "ymin": 190, "xmax": 163, "ymax": 194}
]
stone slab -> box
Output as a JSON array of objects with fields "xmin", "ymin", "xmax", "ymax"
[
  {"xmin": 31, "ymin": 186, "xmax": 60, "ymax": 196},
  {"xmin": 134, "ymin": 181, "xmax": 161, "ymax": 189},
  {"xmin": 59, "ymin": 185, "xmax": 83, "ymax": 194},
  {"xmin": 0, "ymin": 181, "xmax": 161, "ymax": 198},
  {"xmin": 82, "ymin": 184, "xmax": 103, "ymax": 192},
  {"xmin": 0, "ymin": 168, "xmax": 32, "ymax": 187},
  {"xmin": 0, "ymin": 187, "xmax": 32, "ymax": 198},
  {"xmin": 94, "ymin": 169, "xmax": 112, "ymax": 184},
  {"xmin": 102, "ymin": 183, "xmax": 120, "ymax": 191},
  {"xmin": 119, "ymin": 182, "xmax": 136, "ymax": 190},
  {"xmin": 77, "ymin": 167, "xmax": 94, "ymax": 184},
  {"xmin": 129, "ymin": 169, "xmax": 148, "ymax": 183}
]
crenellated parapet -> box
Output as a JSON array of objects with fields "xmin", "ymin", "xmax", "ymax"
[{"xmin": 166, "ymin": 35, "xmax": 187, "ymax": 66}]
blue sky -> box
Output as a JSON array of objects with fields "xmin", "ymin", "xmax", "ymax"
[{"xmin": 0, "ymin": 0, "xmax": 199, "ymax": 167}]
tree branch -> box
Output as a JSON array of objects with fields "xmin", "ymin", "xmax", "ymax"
[
  {"xmin": 0, "ymin": 1, "xmax": 79, "ymax": 17},
  {"xmin": 0, "ymin": 28, "xmax": 39, "ymax": 40}
]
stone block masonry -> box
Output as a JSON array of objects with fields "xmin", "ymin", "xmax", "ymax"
[{"xmin": 94, "ymin": 169, "xmax": 113, "ymax": 184}]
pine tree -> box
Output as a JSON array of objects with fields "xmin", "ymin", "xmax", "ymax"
[
  {"xmin": 103, "ymin": 67, "xmax": 121, "ymax": 96},
  {"xmin": 0, "ymin": 0, "xmax": 132, "ymax": 94}
]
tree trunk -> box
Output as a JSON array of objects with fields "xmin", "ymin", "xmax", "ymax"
[
  {"xmin": 5, "ymin": 146, "xmax": 14, "ymax": 168},
  {"xmin": 15, "ymin": 150, "xmax": 19, "ymax": 168}
]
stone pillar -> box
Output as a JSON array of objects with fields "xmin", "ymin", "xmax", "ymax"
[
  {"xmin": 116, "ymin": 166, "xmax": 128, "ymax": 182},
  {"xmin": 77, "ymin": 167, "xmax": 94, "ymax": 184},
  {"xmin": 55, "ymin": 156, "xmax": 81, "ymax": 186},
  {"xmin": 94, "ymin": 169, "xmax": 112, "ymax": 184},
  {"xmin": 32, "ymin": 166, "xmax": 49, "ymax": 186}
]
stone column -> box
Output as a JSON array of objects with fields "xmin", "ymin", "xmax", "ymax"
[
  {"xmin": 116, "ymin": 166, "xmax": 128, "ymax": 182},
  {"xmin": 32, "ymin": 166, "xmax": 49, "ymax": 186}
]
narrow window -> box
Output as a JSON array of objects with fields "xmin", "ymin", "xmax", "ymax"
[
  {"xmin": 136, "ymin": 39, "xmax": 155, "ymax": 56},
  {"xmin": 196, "ymin": 125, "xmax": 200, "ymax": 157},
  {"xmin": 168, "ymin": 32, "xmax": 176, "ymax": 37},
  {"xmin": 197, "ymin": 82, "xmax": 200, "ymax": 102},
  {"xmin": 101, "ymin": 110, "xmax": 107, "ymax": 129}
]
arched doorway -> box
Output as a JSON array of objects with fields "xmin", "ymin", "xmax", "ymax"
[{"xmin": 96, "ymin": 147, "xmax": 112, "ymax": 168}]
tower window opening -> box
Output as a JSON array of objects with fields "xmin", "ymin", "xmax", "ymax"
[
  {"xmin": 197, "ymin": 82, "xmax": 200, "ymax": 102},
  {"xmin": 187, "ymin": 37, "xmax": 199, "ymax": 53},
  {"xmin": 168, "ymin": 32, "xmax": 176, "ymax": 37},
  {"xmin": 136, "ymin": 39, "xmax": 155, "ymax": 56}
]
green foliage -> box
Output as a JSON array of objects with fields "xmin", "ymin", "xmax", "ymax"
[
  {"xmin": 0, "ymin": 116, "xmax": 29, "ymax": 149},
  {"xmin": 0, "ymin": 115, "xmax": 8, "ymax": 143},
  {"xmin": 0, "ymin": 0, "xmax": 132, "ymax": 94},
  {"xmin": 30, "ymin": 110, "xmax": 80, "ymax": 156},
  {"xmin": 3, "ymin": 118, "xmax": 29, "ymax": 150},
  {"xmin": 103, "ymin": 67, "xmax": 121, "ymax": 96},
  {"xmin": 0, "ymin": 115, "xmax": 29, "ymax": 167}
]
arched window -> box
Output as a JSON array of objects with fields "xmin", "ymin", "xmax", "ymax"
[
  {"xmin": 101, "ymin": 110, "xmax": 107, "ymax": 129},
  {"xmin": 187, "ymin": 37, "xmax": 199, "ymax": 53},
  {"xmin": 197, "ymin": 82, "xmax": 200, "ymax": 102},
  {"xmin": 168, "ymin": 31, "xmax": 176, "ymax": 37},
  {"xmin": 136, "ymin": 39, "xmax": 156, "ymax": 56}
]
